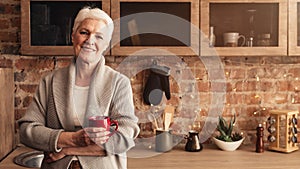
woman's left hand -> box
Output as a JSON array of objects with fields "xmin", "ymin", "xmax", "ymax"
[
  {"xmin": 45, "ymin": 151, "xmax": 66, "ymax": 163},
  {"xmin": 84, "ymin": 127, "xmax": 111, "ymax": 145}
]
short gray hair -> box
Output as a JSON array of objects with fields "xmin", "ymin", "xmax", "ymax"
[{"xmin": 72, "ymin": 6, "xmax": 114, "ymax": 41}]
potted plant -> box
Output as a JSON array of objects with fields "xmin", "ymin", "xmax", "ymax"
[{"xmin": 212, "ymin": 114, "xmax": 244, "ymax": 151}]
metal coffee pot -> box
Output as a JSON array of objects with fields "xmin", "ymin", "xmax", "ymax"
[{"xmin": 185, "ymin": 130, "xmax": 203, "ymax": 152}]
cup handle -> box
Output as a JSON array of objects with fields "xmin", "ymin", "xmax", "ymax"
[
  {"xmin": 110, "ymin": 120, "xmax": 118, "ymax": 131},
  {"xmin": 238, "ymin": 35, "xmax": 246, "ymax": 47},
  {"xmin": 184, "ymin": 135, "xmax": 192, "ymax": 140}
]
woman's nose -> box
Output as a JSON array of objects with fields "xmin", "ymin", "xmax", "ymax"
[{"xmin": 86, "ymin": 35, "xmax": 95, "ymax": 45}]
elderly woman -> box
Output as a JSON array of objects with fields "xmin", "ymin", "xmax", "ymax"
[{"xmin": 18, "ymin": 7, "xmax": 140, "ymax": 169}]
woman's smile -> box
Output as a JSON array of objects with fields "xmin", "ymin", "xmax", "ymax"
[{"xmin": 82, "ymin": 45, "xmax": 96, "ymax": 52}]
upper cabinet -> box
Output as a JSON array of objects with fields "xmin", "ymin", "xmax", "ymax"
[
  {"xmin": 20, "ymin": 0, "xmax": 297, "ymax": 57},
  {"xmin": 200, "ymin": 0, "xmax": 288, "ymax": 56},
  {"xmin": 20, "ymin": 0, "xmax": 110, "ymax": 55},
  {"xmin": 111, "ymin": 0, "xmax": 199, "ymax": 56},
  {"xmin": 289, "ymin": 0, "xmax": 300, "ymax": 56}
]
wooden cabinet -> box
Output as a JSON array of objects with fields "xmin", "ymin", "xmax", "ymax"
[
  {"xmin": 200, "ymin": 0, "xmax": 288, "ymax": 56},
  {"xmin": 0, "ymin": 68, "xmax": 14, "ymax": 161},
  {"xmin": 20, "ymin": 0, "xmax": 294, "ymax": 57},
  {"xmin": 111, "ymin": 0, "xmax": 199, "ymax": 56},
  {"xmin": 289, "ymin": 0, "xmax": 300, "ymax": 56},
  {"xmin": 20, "ymin": 0, "xmax": 110, "ymax": 56}
]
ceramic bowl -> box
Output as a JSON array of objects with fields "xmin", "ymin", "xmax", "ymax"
[{"xmin": 212, "ymin": 137, "xmax": 245, "ymax": 151}]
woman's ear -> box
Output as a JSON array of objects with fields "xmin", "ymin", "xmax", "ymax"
[{"xmin": 71, "ymin": 32, "xmax": 75, "ymax": 43}]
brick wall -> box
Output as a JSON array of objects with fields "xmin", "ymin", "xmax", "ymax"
[
  {"xmin": 0, "ymin": 0, "xmax": 20, "ymax": 54},
  {"xmin": 1, "ymin": 0, "xmax": 300, "ymax": 146}
]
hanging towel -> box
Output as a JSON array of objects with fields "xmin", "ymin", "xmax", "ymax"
[{"xmin": 143, "ymin": 66, "xmax": 171, "ymax": 105}]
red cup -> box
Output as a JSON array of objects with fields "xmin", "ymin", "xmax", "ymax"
[{"xmin": 88, "ymin": 116, "xmax": 118, "ymax": 132}]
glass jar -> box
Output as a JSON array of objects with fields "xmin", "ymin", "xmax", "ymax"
[{"xmin": 257, "ymin": 33, "xmax": 272, "ymax": 46}]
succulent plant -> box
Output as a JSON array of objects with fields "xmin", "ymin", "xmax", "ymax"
[{"xmin": 215, "ymin": 114, "xmax": 243, "ymax": 142}]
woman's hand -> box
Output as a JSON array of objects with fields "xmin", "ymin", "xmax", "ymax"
[
  {"xmin": 46, "ymin": 144, "xmax": 107, "ymax": 163},
  {"xmin": 71, "ymin": 129, "xmax": 92, "ymax": 146},
  {"xmin": 84, "ymin": 127, "xmax": 111, "ymax": 145},
  {"xmin": 58, "ymin": 129, "xmax": 92, "ymax": 148},
  {"xmin": 58, "ymin": 127, "xmax": 111, "ymax": 147},
  {"xmin": 45, "ymin": 151, "xmax": 66, "ymax": 163},
  {"xmin": 47, "ymin": 128, "xmax": 109, "ymax": 163}
]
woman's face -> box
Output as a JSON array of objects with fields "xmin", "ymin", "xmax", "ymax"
[{"xmin": 72, "ymin": 18, "xmax": 109, "ymax": 64}]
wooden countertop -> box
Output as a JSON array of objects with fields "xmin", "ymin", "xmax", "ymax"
[
  {"xmin": 1, "ymin": 144, "xmax": 300, "ymax": 169},
  {"xmin": 0, "ymin": 145, "xmax": 35, "ymax": 169},
  {"xmin": 128, "ymin": 144, "xmax": 300, "ymax": 169}
]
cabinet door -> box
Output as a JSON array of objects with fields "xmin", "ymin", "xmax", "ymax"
[
  {"xmin": 111, "ymin": 0, "xmax": 199, "ymax": 56},
  {"xmin": 201, "ymin": 0, "xmax": 287, "ymax": 56},
  {"xmin": 0, "ymin": 68, "xmax": 14, "ymax": 161},
  {"xmin": 289, "ymin": 0, "xmax": 300, "ymax": 56},
  {"xmin": 21, "ymin": 0, "xmax": 110, "ymax": 56}
]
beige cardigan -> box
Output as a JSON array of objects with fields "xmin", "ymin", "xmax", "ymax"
[{"xmin": 18, "ymin": 57, "xmax": 140, "ymax": 169}]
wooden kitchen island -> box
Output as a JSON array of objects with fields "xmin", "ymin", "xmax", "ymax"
[{"xmin": 1, "ymin": 144, "xmax": 300, "ymax": 169}]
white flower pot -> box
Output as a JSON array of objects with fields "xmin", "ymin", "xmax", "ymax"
[{"xmin": 212, "ymin": 137, "xmax": 245, "ymax": 151}]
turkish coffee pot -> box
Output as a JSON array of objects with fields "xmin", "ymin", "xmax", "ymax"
[{"xmin": 185, "ymin": 130, "xmax": 203, "ymax": 152}]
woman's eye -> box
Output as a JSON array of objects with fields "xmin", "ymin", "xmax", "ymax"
[
  {"xmin": 79, "ymin": 31, "xmax": 89, "ymax": 35},
  {"xmin": 96, "ymin": 35, "xmax": 103, "ymax": 40}
]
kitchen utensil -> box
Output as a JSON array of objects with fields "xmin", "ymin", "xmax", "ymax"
[
  {"xmin": 256, "ymin": 123, "xmax": 264, "ymax": 153},
  {"xmin": 223, "ymin": 32, "xmax": 245, "ymax": 47},
  {"xmin": 155, "ymin": 129, "xmax": 173, "ymax": 152},
  {"xmin": 163, "ymin": 105, "xmax": 174, "ymax": 131},
  {"xmin": 147, "ymin": 113, "xmax": 158, "ymax": 129},
  {"xmin": 185, "ymin": 130, "xmax": 203, "ymax": 152},
  {"xmin": 267, "ymin": 110, "xmax": 299, "ymax": 153}
]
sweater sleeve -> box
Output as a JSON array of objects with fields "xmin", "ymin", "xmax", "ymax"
[
  {"xmin": 18, "ymin": 75, "xmax": 64, "ymax": 153},
  {"xmin": 104, "ymin": 74, "xmax": 140, "ymax": 154}
]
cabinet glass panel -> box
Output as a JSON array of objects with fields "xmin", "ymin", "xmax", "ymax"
[
  {"xmin": 210, "ymin": 3, "xmax": 279, "ymax": 47},
  {"xmin": 119, "ymin": 2, "xmax": 191, "ymax": 47},
  {"xmin": 30, "ymin": 1, "xmax": 102, "ymax": 46}
]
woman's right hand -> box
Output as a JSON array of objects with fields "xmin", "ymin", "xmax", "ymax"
[{"xmin": 84, "ymin": 127, "xmax": 111, "ymax": 145}]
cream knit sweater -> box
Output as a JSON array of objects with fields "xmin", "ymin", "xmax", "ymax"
[{"xmin": 18, "ymin": 57, "xmax": 140, "ymax": 169}]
